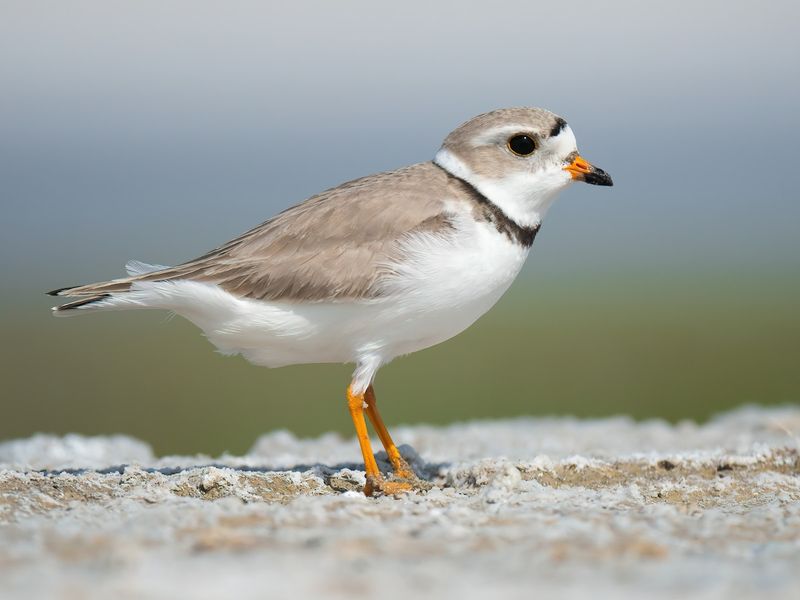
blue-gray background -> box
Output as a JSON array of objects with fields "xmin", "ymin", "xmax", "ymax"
[{"xmin": 2, "ymin": 1, "xmax": 798, "ymax": 454}]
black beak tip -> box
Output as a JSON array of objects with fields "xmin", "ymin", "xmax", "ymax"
[{"xmin": 584, "ymin": 168, "xmax": 613, "ymax": 187}]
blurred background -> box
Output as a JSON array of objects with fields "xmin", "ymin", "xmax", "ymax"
[{"xmin": 1, "ymin": 1, "xmax": 798, "ymax": 455}]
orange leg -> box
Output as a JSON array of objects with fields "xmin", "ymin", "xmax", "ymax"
[
  {"xmin": 364, "ymin": 385, "xmax": 416, "ymax": 480},
  {"xmin": 346, "ymin": 385, "xmax": 414, "ymax": 497},
  {"xmin": 346, "ymin": 385, "xmax": 382, "ymax": 496}
]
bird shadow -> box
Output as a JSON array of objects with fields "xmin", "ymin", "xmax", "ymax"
[{"xmin": 31, "ymin": 446, "xmax": 449, "ymax": 486}]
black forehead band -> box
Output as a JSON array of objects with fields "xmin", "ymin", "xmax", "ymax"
[{"xmin": 549, "ymin": 117, "xmax": 567, "ymax": 138}]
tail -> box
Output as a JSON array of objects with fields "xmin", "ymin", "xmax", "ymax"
[{"xmin": 48, "ymin": 261, "xmax": 170, "ymax": 316}]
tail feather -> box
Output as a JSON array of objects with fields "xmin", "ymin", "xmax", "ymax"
[
  {"xmin": 47, "ymin": 285, "xmax": 83, "ymax": 297},
  {"xmin": 49, "ymin": 259, "xmax": 176, "ymax": 314},
  {"xmin": 48, "ymin": 260, "xmax": 177, "ymax": 298},
  {"xmin": 52, "ymin": 294, "xmax": 111, "ymax": 313},
  {"xmin": 47, "ymin": 278, "xmax": 135, "ymax": 298}
]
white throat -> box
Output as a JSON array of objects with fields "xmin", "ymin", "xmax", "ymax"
[{"xmin": 434, "ymin": 148, "xmax": 571, "ymax": 228}]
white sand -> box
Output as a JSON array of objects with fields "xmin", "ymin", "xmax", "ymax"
[{"xmin": 1, "ymin": 406, "xmax": 799, "ymax": 599}]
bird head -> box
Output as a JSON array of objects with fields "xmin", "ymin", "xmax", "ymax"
[{"xmin": 434, "ymin": 107, "xmax": 612, "ymax": 227}]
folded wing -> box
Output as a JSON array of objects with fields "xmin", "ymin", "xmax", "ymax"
[{"xmin": 50, "ymin": 162, "xmax": 456, "ymax": 309}]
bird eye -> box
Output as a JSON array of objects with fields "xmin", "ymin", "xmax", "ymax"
[{"xmin": 507, "ymin": 134, "xmax": 536, "ymax": 156}]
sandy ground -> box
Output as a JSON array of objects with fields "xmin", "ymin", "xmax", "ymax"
[{"xmin": 1, "ymin": 406, "xmax": 799, "ymax": 599}]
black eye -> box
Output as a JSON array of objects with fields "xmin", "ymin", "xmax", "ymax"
[{"xmin": 507, "ymin": 134, "xmax": 536, "ymax": 156}]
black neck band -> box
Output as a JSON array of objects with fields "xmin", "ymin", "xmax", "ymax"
[{"xmin": 434, "ymin": 162, "xmax": 540, "ymax": 248}]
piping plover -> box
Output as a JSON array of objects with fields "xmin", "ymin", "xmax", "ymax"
[{"xmin": 49, "ymin": 107, "xmax": 612, "ymax": 495}]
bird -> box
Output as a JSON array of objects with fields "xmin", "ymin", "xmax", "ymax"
[{"xmin": 49, "ymin": 107, "xmax": 612, "ymax": 496}]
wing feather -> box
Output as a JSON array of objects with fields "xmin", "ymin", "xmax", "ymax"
[{"xmin": 52, "ymin": 162, "xmax": 458, "ymax": 303}]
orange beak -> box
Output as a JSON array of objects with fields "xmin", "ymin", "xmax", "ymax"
[{"xmin": 564, "ymin": 154, "xmax": 613, "ymax": 186}]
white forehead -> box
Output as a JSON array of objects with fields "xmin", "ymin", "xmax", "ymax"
[{"xmin": 550, "ymin": 124, "xmax": 578, "ymax": 155}]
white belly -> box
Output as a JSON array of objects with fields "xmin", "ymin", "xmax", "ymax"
[{"xmin": 117, "ymin": 217, "xmax": 530, "ymax": 391}]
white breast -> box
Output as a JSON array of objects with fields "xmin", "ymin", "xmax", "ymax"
[{"xmin": 371, "ymin": 210, "xmax": 530, "ymax": 356}]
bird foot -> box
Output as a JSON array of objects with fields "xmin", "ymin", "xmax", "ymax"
[{"xmin": 364, "ymin": 473, "xmax": 432, "ymax": 497}]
